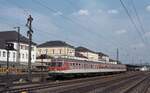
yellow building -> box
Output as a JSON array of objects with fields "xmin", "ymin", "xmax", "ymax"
[
  {"xmin": 37, "ymin": 41, "xmax": 75, "ymax": 58},
  {"xmin": 75, "ymin": 47, "xmax": 99, "ymax": 61}
]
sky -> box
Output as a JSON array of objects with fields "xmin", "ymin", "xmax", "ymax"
[{"xmin": 0, "ymin": 0, "xmax": 150, "ymax": 64}]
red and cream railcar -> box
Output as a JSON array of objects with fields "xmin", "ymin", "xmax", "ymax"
[{"xmin": 48, "ymin": 58, "xmax": 126, "ymax": 77}]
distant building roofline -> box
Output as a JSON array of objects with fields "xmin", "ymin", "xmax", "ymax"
[
  {"xmin": 37, "ymin": 40, "xmax": 74, "ymax": 48},
  {"xmin": 75, "ymin": 46, "xmax": 97, "ymax": 54},
  {"xmin": 97, "ymin": 52, "xmax": 109, "ymax": 57},
  {"xmin": 0, "ymin": 31, "xmax": 36, "ymax": 45}
]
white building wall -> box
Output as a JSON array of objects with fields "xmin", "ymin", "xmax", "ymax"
[
  {"xmin": 18, "ymin": 43, "xmax": 36, "ymax": 63},
  {"xmin": 0, "ymin": 42, "xmax": 36, "ymax": 63},
  {"xmin": 0, "ymin": 49, "xmax": 16, "ymax": 62},
  {"xmin": 102, "ymin": 56, "xmax": 109, "ymax": 62}
]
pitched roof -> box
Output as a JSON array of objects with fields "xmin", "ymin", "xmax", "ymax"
[
  {"xmin": 97, "ymin": 52, "xmax": 109, "ymax": 57},
  {"xmin": 0, "ymin": 39, "xmax": 6, "ymax": 49},
  {"xmin": 0, "ymin": 31, "xmax": 36, "ymax": 45},
  {"xmin": 75, "ymin": 52, "xmax": 88, "ymax": 58},
  {"xmin": 75, "ymin": 46, "xmax": 97, "ymax": 54},
  {"xmin": 38, "ymin": 41, "xmax": 74, "ymax": 48}
]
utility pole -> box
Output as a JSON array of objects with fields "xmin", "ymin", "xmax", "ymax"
[
  {"xmin": 14, "ymin": 27, "xmax": 20, "ymax": 65},
  {"xmin": 116, "ymin": 48, "xmax": 119, "ymax": 64},
  {"xmin": 26, "ymin": 15, "xmax": 33, "ymax": 82}
]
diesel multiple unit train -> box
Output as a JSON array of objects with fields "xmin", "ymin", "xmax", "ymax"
[{"xmin": 48, "ymin": 58, "xmax": 127, "ymax": 77}]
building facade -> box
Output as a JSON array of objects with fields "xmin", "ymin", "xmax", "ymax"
[
  {"xmin": 37, "ymin": 41, "xmax": 75, "ymax": 58},
  {"xmin": 97, "ymin": 52, "xmax": 109, "ymax": 63},
  {"xmin": 75, "ymin": 47, "xmax": 99, "ymax": 61},
  {"xmin": 0, "ymin": 31, "xmax": 36, "ymax": 67}
]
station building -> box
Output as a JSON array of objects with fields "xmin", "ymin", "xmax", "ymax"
[
  {"xmin": 0, "ymin": 31, "xmax": 37, "ymax": 67},
  {"xmin": 97, "ymin": 52, "xmax": 109, "ymax": 63},
  {"xmin": 36, "ymin": 41, "xmax": 76, "ymax": 68},
  {"xmin": 37, "ymin": 41, "xmax": 75, "ymax": 58},
  {"xmin": 74, "ymin": 51, "xmax": 88, "ymax": 60},
  {"xmin": 36, "ymin": 41, "xmax": 119, "ymax": 67},
  {"xmin": 75, "ymin": 47, "xmax": 99, "ymax": 61}
]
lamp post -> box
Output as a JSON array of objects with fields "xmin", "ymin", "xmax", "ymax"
[{"xmin": 116, "ymin": 48, "xmax": 119, "ymax": 64}]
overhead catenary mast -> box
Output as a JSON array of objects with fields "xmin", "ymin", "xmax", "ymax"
[
  {"xmin": 26, "ymin": 15, "xmax": 33, "ymax": 82},
  {"xmin": 116, "ymin": 48, "xmax": 119, "ymax": 64}
]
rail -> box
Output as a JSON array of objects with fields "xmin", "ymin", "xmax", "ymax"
[{"xmin": 4, "ymin": 72, "xmax": 141, "ymax": 93}]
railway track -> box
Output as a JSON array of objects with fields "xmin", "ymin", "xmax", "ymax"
[
  {"xmin": 88, "ymin": 72, "xmax": 150, "ymax": 93},
  {"xmin": 35, "ymin": 72, "xmax": 149, "ymax": 93},
  {"xmin": 1, "ymin": 72, "xmax": 138, "ymax": 93},
  {"xmin": 33, "ymin": 72, "xmax": 143, "ymax": 93},
  {"xmin": 123, "ymin": 73, "xmax": 150, "ymax": 93},
  {"xmin": 1, "ymin": 72, "xmax": 148, "ymax": 93},
  {"xmin": 48, "ymin": 72, "xmax": 145, "ymax": 93},
  {"xmin": 146, "ymin": 86, "xmax": 150, "ymax": 93}
]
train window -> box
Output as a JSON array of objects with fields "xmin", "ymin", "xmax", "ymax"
[
  {"xmin": 47, "ymin": 63, "xmax": 51, "ymax": 66},
  {"xmin": 50, "ymin": 62, "xmax": 62, "ymax": 67},
  {"xmin": 58, "ymin": 62, "xmax": 62, "ymax": 67},
  {"xmin": 91, "ymin": 64, "xmax": 93, "ymax": 69},
  {"xmin": 96, "ymin": 65, "xmax": 98, "ymax": 69},
  {"xmin": 70, "ymin": 63, "xmax": 72, "ymax": 66},
  {"xmin": 84, "ymin": 64, "xmax": 86, "ymax": 69},
  {"xmin": 73, "ymin": 63, "xmax": 75, "ymax": 66},
  {"xmin": 82, "ymin": 64, "xmax": 84, "ymax": 68},
  {"xmin": 50, "ymin": 62, "xmax": 56, "ymax": 67}
]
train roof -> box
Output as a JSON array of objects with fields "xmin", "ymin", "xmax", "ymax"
[{"xmin": 52, "ymin": 58, "xmax": 125, "ymax": 66}]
